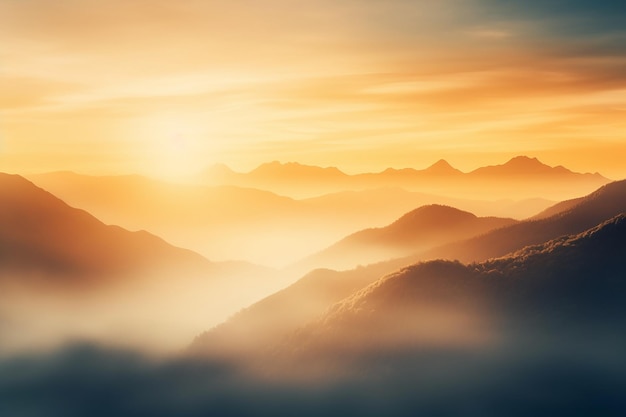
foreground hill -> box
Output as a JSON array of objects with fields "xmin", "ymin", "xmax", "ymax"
[
  {"xmin": 287, "ymin": 214, "xmax": 626, "ymax": 357},
  {"xmin": 193, "ymin": 180, "xmax": 626, "ymax": 357},
  {"xmin": 296, "ymin": 205, "xmax": 516, "ymax": 271}
]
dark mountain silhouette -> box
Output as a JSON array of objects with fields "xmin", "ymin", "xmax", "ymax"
[
  {"xmin": 286, "ymin": 214, "xmax": 626, "ymax": 356},
  {"xmin": 296, "ymin": 205, "xmax": 516, "ymax": 271},
  {"xmin": 530, "ymin": 196, "xmax": 586, "ymax": 220},
  {"xmin": 192, "ymin": 180, "xmax": 626, "ymax": 357},
  {"xmin": 200, "ymin": 156, "xmax": 610, "ymax": 200},
  {"xmin": 424, "ymin": 179, "xmax": 626, "ymax": 262},
  {"xmin": 0, "ymin": 173, "xmax": 209, "ymax": 287}
]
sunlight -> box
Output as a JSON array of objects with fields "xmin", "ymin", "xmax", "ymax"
[{"xmin": 137, "ymin": 111, "xmax": 211, "ymax": 181}]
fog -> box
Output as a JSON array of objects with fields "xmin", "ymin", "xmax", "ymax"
[
  {"xmin": 2, "ymin": 322, "xmax": 625, "ymax": 417},
  {"xmin": 0, "ymin": 264, "xmax": 290, "ymax": 355}
]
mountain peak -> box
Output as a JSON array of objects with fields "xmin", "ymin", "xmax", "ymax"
[
  {"xmin": 391, "ymin": 204, "xmax": 476, "ymax": 229},
  {"xmin": 504, "ymin": 155, "xmax": 545, "ymax": 167},
  {"xmin": 205, "ymin": 163, "xmax": 236, "ymax": 177},
  {"xmin": 469, "ymin": 155, "xmax": 560, "ymax": 177},
  {"xmin": 425, "ymin": 159, "xmax": 461, "ymax": 175},
  {"xmin": 251, "ymin": 161, "xmax": 346, "ymax": 177}
]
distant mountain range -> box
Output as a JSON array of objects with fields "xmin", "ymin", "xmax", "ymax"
[
  {"xmin": 202, "ymin": 156, "xmax": 610, "ymax": 199},
  {"xmin": 295, "ymin": 204, "xmax": 516, "ymax": 271},
  {"xmin": 27, "ymin": 172, "xmax": 553, "ymax": 267},
  {"xmin": 192, "ymin": 179, "xmax": 626, "ymax": 357}
]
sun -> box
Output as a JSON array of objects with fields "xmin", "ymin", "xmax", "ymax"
[{"xmin": 133, "ymin": 111, "xmax": 212, "ymax": 181}]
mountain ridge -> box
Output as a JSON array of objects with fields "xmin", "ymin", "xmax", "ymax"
[
  {"xmin": 0, "ymin": 173, "xmax": 211, "ymax": 285},
  {"xmin": 200, "ymin": 156, "xmax": 611, "ymax": 199},
  {"xmin": 191, "ymin": 179, "xmax": 626, "ymax": 357},
  {"xmin": 294, "ymin": 204, "xmax": 516, "ymax": 271},
  {"xmin": 285, "ymin": 213, "xmax": 626, "ymax": 356}
]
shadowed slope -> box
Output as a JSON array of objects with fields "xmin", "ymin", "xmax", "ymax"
[
  {"xmin": 530, "ymin": 196, "xmax": 586, "ymax": 220},
  {"xmin": 287, "ymin": 214, "xmax": 626, "ymax": 356},
  {"xmin": 424, "ymin": 179, "xmax": 626, "ymax": 262}
]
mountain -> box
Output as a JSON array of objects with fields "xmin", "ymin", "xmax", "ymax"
[
  {"xmin": 250, "ymin": 161, "xmax": 348, "ymax": 181},
  {"xmin": 296, "ymin": 205, "xmax": 516, "ymax": 271},
  {"xmin": 0, "ymin": 173, "xmax": 208, "ymax": 286},
  {"xmin": 27, "ymin": 172, "xmax": 549, "ymax": 267},
  {"xmin": 286, "ymin": 214, "xmax": 626, "ymax": 356},
  {"xmin": 424, "ymin": 179, "xmax": 626, "ymax": 262},
  {"xmin": 203, "ymin": 163, "xmax": 238, "ymax": 181},
  {"xmin": 25, "ymin": 171, "xmax": 306, "ymax": 266},
  {"xmin": 529, "ymin": 196, "xmax": 586, "ymax": 220},
  {"xmin": 192, "ymin": 180, "xmax": 626, "ymax": 357},
  {"xmin": 0, "ymin": 173, "xmax": 279, "ymax": 351},
  {"xmin": 200, "ymin": 156, "xmax": 610, "ymax": 200},
  {"xmin": 6, "ymin": 218, "xmax": 626, "ymax": 417},
  {"xmin": 468, "ymin": 155, "xmax": 574, "ymax": 177},
  {"xmin": 423, "ymin": 158, "xmax": 463, "ymax": 175},
  {"xmin": 301, "ymin": 187, "xmax": 554, "ymax": 220},
  {"xmin": 202, "ymin": 161, "xmax": 350, "ymax": 198}
]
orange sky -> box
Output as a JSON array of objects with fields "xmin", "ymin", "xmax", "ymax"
[{"xmin": 1, "ymin": 0, "xmax": 625, "ymax": 179}]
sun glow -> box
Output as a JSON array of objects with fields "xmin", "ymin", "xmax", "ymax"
[{"xmin": 133, "ymin": 112, "xmax": 215, "ymax": 180}]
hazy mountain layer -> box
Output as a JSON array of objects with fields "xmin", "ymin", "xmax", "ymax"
[
  {"xmin": 296, "ymin": 204, "xmax": 516, "ymax": 271},
  {"xmin": 202, "ymin": 156, "xmax": 609, "ymax": 199},
  {"xmin": 27, "ymin": 171, "xmax": 552, "ymax": 266},
  {"xmin": 193, "ymin": 180, "xmax": 626, "ymax": 357},
  {"xmin": 0, "ymin": 173, "xmax": 280, "ymax": 352}
]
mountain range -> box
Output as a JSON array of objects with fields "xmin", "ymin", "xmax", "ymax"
[
  {"xmin": 27, "ymin": 171, "xmax": 555, "ymax": 266},
  {"xmin": 0, "ymin": 174, "xmax": 208, "ymax": 286},
  {"xmin": 423, "ymin": 179, "xmax": 626, "ymax": 262},
  {"xmin": 0, "ymin": 173, "xmax": 281, "ymax": 351},
  {"xmin": 192, "ymin": 179, "xmax": 626, "ymax": 357},
  {"xmin": 294, "ymin": 204, "xmax": 516, "ymax": 271},
  {"xmin": 202, "ymin": 156, "xmax": 610, "ymax": 199},
  {"xmin": 284, "ymin": 213, "xmax": 626, "ymax": 358}
]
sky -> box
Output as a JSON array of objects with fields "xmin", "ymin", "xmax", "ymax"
[{"xmin": 1, "ymin": 0, "xmax": 625, "ymax": 179}]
